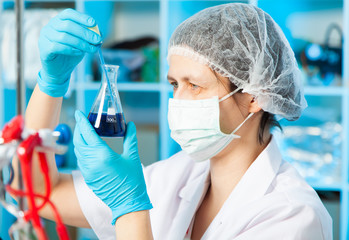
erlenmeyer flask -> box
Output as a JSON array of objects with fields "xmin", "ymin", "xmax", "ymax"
[{"xmin": 88, "ymin": 64, "xmax": 126, "ymax": 137}]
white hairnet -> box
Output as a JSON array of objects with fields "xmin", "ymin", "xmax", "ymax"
[{"xmin": 168, "ymin": 3, "xmax": 307, "ymax": 121}]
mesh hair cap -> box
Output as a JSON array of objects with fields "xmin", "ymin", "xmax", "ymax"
[{"xmin": 168, "ymin": 3, "xmax": 307, "ymax": 121}]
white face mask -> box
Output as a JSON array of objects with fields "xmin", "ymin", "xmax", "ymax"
[{"xmin": 168, "ymin": 88, "xmax": 254, "ymax": 162}]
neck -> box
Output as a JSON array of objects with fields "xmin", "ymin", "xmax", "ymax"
[{"xmin": 207, "ymin": 128, "xmax": 271, "ymax": 204}]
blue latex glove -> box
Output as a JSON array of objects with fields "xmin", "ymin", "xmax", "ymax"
[
  {"xmin": 38, "ymin": 9, "xmax": 102, "ymax": 97},
  {"xmin": 73, "ymin": 110, "xmax": 153, "ymax": 224}
]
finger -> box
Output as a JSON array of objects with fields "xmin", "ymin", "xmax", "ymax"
[
  {"xmin": 39, "ymin": 41, "xmax": 84, "ymax": 62},
  {"xmin": 39, "ymin": 40, "xmax": 84, "ymax": 61},
  {"xmin": 74, "ymin": 147, "xmax": 83, "ymax": 164},
  {"xmin": 74, "ymin": 139, "xmax": 96, "ymax": 163},
  {"xmin": 73, "ymin": 121, "xmax": 87, "ymax": 147},
  {"xmin": 73, "ymin": 123, "xmax": 92, "ymax": 165},
  {"xmin": 44, "ymin": 26, "xmax": 97, "ymax": 54},
  {"xmin": 58, "ymin": 8, "xmax": 96, "ymax": 27},
  {"xmin": 123, "ymin": 122, "xmax": 139, "ymax": 158},
  {"xmin": 51, "ymin": 18, "xmax": 102, "ymax": 45},
  {"xmin": 74, "ymin": 145, "xmax": 91, "ymax": 169},
  {"xmin": 74, "ymin": 147, "xmax": 94, "ymax": 174},
  {"xmin": 75, "ymin": 110, "xmax": 102, "ymax": 146}
]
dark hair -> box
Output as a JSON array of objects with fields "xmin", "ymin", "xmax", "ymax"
[{"xmin": 258, "ymin": 111, "xmax": 282, "ymax": 145}]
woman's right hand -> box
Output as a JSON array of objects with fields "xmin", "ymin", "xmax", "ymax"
[{"xmin": 37, "ymin": 8, "xmax": 102, "ymax": 97}]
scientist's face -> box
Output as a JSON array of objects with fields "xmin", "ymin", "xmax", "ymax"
[{"xmin": 167, "ymin": 55, "xmax": 254, "ymax": 134}]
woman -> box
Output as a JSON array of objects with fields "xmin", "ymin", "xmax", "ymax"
[{"xmin": 20, "ymin": 3, "xmax": 332, "ymax": 239}]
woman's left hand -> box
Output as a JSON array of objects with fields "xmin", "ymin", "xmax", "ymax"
[{"xmin": 73, "ymin": 110, "xmax": 153, "ymax": 224}]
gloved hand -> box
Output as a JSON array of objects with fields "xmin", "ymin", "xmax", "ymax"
[
  {"xmin": 38, "ymin": 9, "xmax": 102, "ymax": 97},
  {"xmin": 73, "ymin": 110, "xmax": 153, "ymax": 224}
]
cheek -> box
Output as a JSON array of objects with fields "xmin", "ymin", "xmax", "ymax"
[
  {"xmin": 219, "ymin": 108, "xmax": 234, "ymax": 134},
  {"xmin": 219, "ymin": 101, "xmax": 242, "ymax": 134}
]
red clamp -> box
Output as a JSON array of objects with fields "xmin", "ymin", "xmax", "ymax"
[
  {"xmin": 1, "ymin": 115, "xmax": 69, "ymax": 240},
  {"xmin": 0, "ymin": 115, "xmax": 24, "ymax": 144}
]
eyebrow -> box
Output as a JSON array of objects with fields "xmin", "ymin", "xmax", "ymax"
[
  {"xmin": 167, "ymin": 75, "xmax": 176, "ymax": 81},
  {"xmin": 167, "ymin": 74, "xmax": 195, "ymax": 82}
]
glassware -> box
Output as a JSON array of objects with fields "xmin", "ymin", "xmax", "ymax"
[
  {"xmin": 279, "ymin": 122, "xmax": 342, "ymax": 185},
  {"xmin": 9, "ymin": 219, "xmax": 38, "ymax": 240},
  {"xmin": 88, "ymin": 64, "xmax": 126, "ymax": 137}
]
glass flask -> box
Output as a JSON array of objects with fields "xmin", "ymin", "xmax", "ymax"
[
  {"xmin": 88, "ymin": 64, "xmax": 126, "ymax": 137},
  {"xmin": 9, "ymin": 219, "xmax": 38, "ymax": 240}
]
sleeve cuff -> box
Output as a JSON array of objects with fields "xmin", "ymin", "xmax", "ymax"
[{"xmin": 37, "ymin": 71, "xmax": 70, "ymax": 98}]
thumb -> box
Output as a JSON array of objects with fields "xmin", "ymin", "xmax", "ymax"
[
  {"xmin": 123, "ymin": 122, "xmax": 139, "ymax": 158},
  {"xmin": 75, "ymin": 110, "xmax": 102, "ymax": 146}
]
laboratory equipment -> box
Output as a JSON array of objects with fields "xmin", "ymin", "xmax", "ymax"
[
  {"xmin": 54, "ymin": 124, "xmax": 72, "ymax": 168},
  {"xmin": 301, "ymin": 23, "xmax": 342, "ymax": 86},
  {"xmin": 88, "ymin": 64, "xmax": 126, "ymax": 137},
  {"xmin": 0, "ymin": 115, "xmax": 70, "ymax": 240},
  {"xmin": 9, "ymin": 219, "xmax": 38, "ymax": 240},
  {"xmin": 0, "ymin": 9, "xmax": 59, "ymax": 88},
  {"xmin": 91, "ymin": 37, "xmax": 159, "ymax": 83},
  {"xmin": 279, "ymin": 122, "xmax": 342, "ymax": 185}
]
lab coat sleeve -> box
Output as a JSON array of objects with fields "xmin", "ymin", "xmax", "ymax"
[
  {"xmin": 234, "ymin": 203, "xmax": 332, "ymax": 240},
  {"xmin": 72, "ymin": 170, "xmax": 116, "ymax": 240}
]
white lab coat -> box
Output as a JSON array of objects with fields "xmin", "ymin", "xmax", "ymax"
[{"xmin": 72, "ymin": 136, "xmax": 332, "ymax": 240}]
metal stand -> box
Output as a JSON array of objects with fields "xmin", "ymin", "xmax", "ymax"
[
  {"xmin": 15, "ymin": 0, "xmax": 26, "ymax": 227},
  {"xmin": 0, "ymin": 0, "xmax": 7, "ymax": 234}
]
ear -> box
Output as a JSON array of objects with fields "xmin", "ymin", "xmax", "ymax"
[{"xmin": 249, "ymin": 97, "xmax": 262, "ymax": 113}]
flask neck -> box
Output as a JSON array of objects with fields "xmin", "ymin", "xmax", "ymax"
[{"xmin": 101, "ymin": 64, "xmax": 119, "ymax": 85}]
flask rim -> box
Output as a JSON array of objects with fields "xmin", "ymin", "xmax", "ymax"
[{"xmin": 103, "ymin": 64, "xmax": 120, "ymax": 72}]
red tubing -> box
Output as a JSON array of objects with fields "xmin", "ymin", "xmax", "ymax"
[{"xmin": 9, "ymin": 132, "xmax": 70, "ymax": 240}]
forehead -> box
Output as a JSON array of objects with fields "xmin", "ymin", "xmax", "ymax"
[
  {"xmin": 168, "ymin": 55, "xmax": 231, "ymax": 87},
  {"xmin": 168, "ymin": 55, "xmax": 215, "ymax": 81}
]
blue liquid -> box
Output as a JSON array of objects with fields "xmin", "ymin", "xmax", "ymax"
[{"xmin": 88, "ymin": 113, "xmax": 126, "ymax": 137}]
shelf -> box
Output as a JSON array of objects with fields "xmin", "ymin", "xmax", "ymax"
[
  {"xmin": 58, "ymin": 167, "xmax": 77, "ymax": 174},
  {"xmin": 2, "ymin": 81, "xmax": 168, "ymax": 92},
  {"xmin": 304, "ymin": 86, "xmax": 346, "ymax": 96},
  {"xmin": 3, "ymin": 0, "xmax": 159, "ymax": 2},
  {"xmin": 82, "ymin": 82, "xmax": 163, "ymax": 92},
  {"xmin": 166, "ymin": 0, "xmax": 248, "ymax": 1},
  {"xmin": 2, "ymin": 81, "xmax": 36, "ymax": 90},
  {"xmin": 310, "ymin": 182, "xmax": 344, "ymax": 192},
  {"xmin": 3, "ymin": 82, "xmax": 346, "ymax": 96},
  {"xmin": 3, "ymin": 0, "xmax": 74, "ymax": 3}
]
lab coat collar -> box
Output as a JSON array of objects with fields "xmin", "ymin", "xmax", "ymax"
[
  {"xmin": 173, "ymin": 136, "xmax": 282, "ymax": 240},
  {"xmin": 178, "ymin": 160, "xmax": 210, "ymax": 201},
  {"xmin": 221, "ymin": 135, "xmax": 282, "ymax": 206},
  {"xmin": 202, "ymin": 136, "xmax": 283, "ymax": 238},
  {"xmin": 169, "ymin": 160, "xmax": 210, "ymax": 239}
]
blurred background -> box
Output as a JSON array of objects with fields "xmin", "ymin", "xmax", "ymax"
[{"xmin": 0, "ymin": 0, "xmax": 348, "ymax": 239}]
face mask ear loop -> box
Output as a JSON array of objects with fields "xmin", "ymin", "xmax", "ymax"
[
  {"xmin": 219, "ymin": 87, "xmax": 241, "ymax": 102},
  {"xmin": 232, "ymin": 112, "xmax": 254, "ymax": 134}
]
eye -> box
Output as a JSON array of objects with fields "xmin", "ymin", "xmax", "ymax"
[
  {"xmin": 169, "ymin": 81, "xmax": 178, "ymax": 90},
  {"xmin": 189, "ymin": 82, "xmax": 201, "ymax": 92},
  {"xmin": 190, "ymin": 83, "xmax": 199, "ymax": 89}
]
